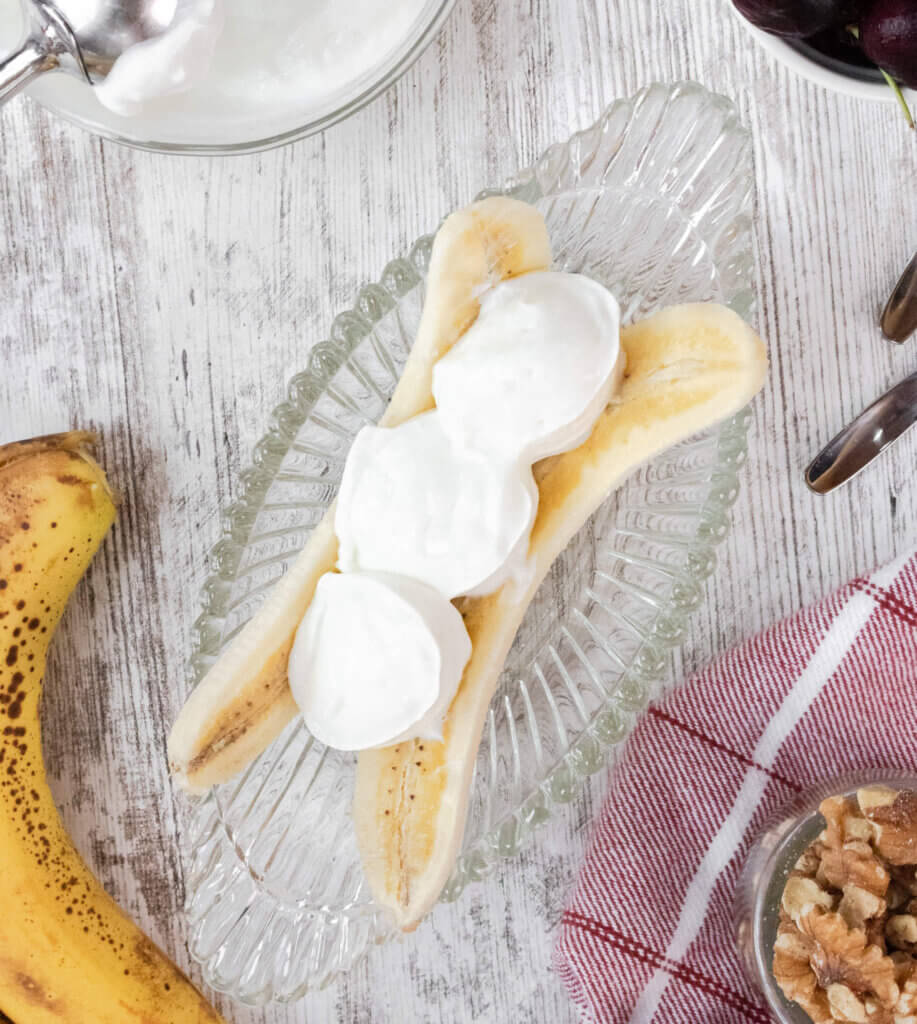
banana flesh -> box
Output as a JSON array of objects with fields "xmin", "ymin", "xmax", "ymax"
[
  {"xmin": 354, "ymin": 303, "xmax": 767, "ymax": 929},
  {"xmin": 0, "ymin": 432, "xmax": 225, "ymax": 1024},
  {"xmin": 168, "ymin": 196, "xmax": 552, "ymax": 794},
  {"xmin": 168, "ymin": 195, "xmax": 766, "ymax": 936}
]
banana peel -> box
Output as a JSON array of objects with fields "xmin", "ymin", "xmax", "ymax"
[{"xmin": 0, "ymin": 432, "xmax": 225, "ymax": 1024}]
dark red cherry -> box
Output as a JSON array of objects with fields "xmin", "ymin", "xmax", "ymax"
[
  {"xmin": 732, "ymin": 0, "xmax": 864, "ymax": 38},
  {"xmin": 861, "ymin": 0, "xmax": 917, "ymax": 89}
]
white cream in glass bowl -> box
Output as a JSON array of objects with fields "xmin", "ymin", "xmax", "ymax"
[{"xmin": 0, "ymin": 0, "xmax": 455, "ymax": 152}]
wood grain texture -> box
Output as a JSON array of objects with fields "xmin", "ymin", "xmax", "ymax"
[{"xmin": 1, "ymin": 0, "xmax": 915, "ymax": 1020}]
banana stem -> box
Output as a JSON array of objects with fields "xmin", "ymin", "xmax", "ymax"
[
  {"xmin": 0, "ymin": 431, "xmax": 117, "ymax": 504},
  {"xmin": 0, "ymin": 430, "xmax": 96, "ymax": 469}
]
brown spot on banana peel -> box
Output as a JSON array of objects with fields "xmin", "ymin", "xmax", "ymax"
[
  {"xmin": 1, "ymin": 967, "xmax": 65, "ymax": 1014},
  {"xmin": 55, "ymin": 473, "xmax": 90, "ymax": 488},
  {"xmin": 116, "ymin": 936, "xmax": 223, "ymax": 1024}
]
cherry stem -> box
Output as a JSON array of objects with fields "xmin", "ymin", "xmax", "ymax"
[
  {"xmin": 847, "ymin": 24, "xmax": 915, "ymax": 130},
  {"xmin": 879, "ymin": 68, "xmax": 916, "ymax": 130}
]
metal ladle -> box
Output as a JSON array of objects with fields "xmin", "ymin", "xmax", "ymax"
[{"xmin": 0, "ymin": 0, "xmax": 177, "ymax": 105}]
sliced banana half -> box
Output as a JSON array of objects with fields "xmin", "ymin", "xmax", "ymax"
[{"xmin": 169, "ymin": 195, "xmax": 767, "ymax": 938}]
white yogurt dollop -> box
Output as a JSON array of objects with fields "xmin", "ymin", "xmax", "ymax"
[
  {"xmin": 335, "ymin": 411, "xmax": 537, "ymax": 599},
  {"xmin": 289, "ymin": 571, "xmax": 471, "ymax": 751},
  {"xmin": 295, "ymin": 270, "xmax": 623, "ymax": 753},
  {"xmin": 95, "ymin": 0, "xmax": 224, "ymax": 117},
  {"xmin": 433, "ymin": 271, "xmax": 623, "ymax": 462}
]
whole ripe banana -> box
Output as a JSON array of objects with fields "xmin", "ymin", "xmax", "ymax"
[{"xmin": 0, "ymin": 433, "xmax": 224, "ymax": 1024}]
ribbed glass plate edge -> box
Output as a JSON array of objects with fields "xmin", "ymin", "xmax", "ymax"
[{"xmin": 181, "ymin": 79, "xmax": 757, "ymax": 1002}]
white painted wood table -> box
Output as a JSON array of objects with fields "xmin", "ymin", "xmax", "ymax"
[{"xmin": 1, "ymin": 0, "xmax": 915, "ymax": 1020}]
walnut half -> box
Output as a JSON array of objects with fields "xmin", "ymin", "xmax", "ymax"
[
  {"xmin": 859, "ymin": 790, "xmax": 917, "ymax": 867},
  {"xmin": 772, "ymin": 788, "xmax": 917, "ymax": 1024}
]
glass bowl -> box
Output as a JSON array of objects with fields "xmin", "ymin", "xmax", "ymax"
[
  {"xmin": 0, "ymin": 0, "xmax": 455, "ymax": 153},
  {"xmin": 182, "ymin": 81, "xmax": 758, "ymax": 1004},
  {"xmin": 735, "ymin": 771, "xmax": 917, "ymax": 1023}
]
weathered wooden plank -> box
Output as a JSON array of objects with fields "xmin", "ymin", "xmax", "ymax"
[{"xmin": 1, "ymin": 0, "xmax": 914, "ymax": 1020}]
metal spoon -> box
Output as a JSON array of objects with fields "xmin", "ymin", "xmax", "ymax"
[
  {"xmin": 0, "ymin": 0, "xmax": 177, "ymax": 106},
  {"xmin": 882, "ymin": 252, "xmax": 917, "ymax": 344},
  {"xmin": 805, "ymin": 371, "xmax": 917, "ymax": 494}
]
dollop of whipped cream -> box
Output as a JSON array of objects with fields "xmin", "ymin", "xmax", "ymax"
[
  {"xmin": 288, "ymin": 571, "xmax": 471, "ymax": 751},
  {"xmin": 335, "ymin": 411, "xmax": 537, "ymax": 599},
  {"xmin": 291, "ymin": 270, "xmax": 623, "ymax": 752},
  {"xmin": 433, "ymin": 272, "xmax": 623, "ymax": 461},
  {"xmin": 95, "ymin": 0, "xmax": 224, "ymax": 117}
]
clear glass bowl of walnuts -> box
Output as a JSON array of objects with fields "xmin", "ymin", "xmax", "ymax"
[{"xmin": 736, "ymin": 772, "xmax": 917, "ymax": 1024}]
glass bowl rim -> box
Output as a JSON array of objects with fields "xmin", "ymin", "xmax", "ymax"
[
  {"xmin": 181, "ymin": 80, "xmax": 761, "ymax": 999},
  {"xmin": 737, "ymin": 770, "xmax": 917, "ymax": 1023},
  {"xmin": 23, "ymin": 0, "xmax": 456, "ymax": 156}
]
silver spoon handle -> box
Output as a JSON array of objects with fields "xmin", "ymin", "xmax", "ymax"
[
  {"xmin": 882, "ymin": 253, "xmax": 917, "ymax": 344},
  {"xmin": 0, "ymin": 38, "xmax": 56, "ymax": 105},
  {"xmin": 0, "ymin": 1, "xmax": 85, "ymax": 108},
  {"xmin": 805, "ymin": 371, "xmax": 917, "ymax": 494}
]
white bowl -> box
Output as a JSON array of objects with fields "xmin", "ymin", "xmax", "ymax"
[{"xmin": 732, "ymin": 8, "xmax": 917, "ymax": 106}]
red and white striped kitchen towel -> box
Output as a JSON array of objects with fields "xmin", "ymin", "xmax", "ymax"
[{"xmin": 553, "ymin": 549, "xmax": 917, "ymax": 1024}]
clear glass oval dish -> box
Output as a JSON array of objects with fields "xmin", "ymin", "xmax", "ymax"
[
  {"xmin": 0, "ymin": 0, "xmax": 455, "ymax": 153},
  {"xmin": 183, "ymin": 81, "xmax": 758, "ymax": 1004}
]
